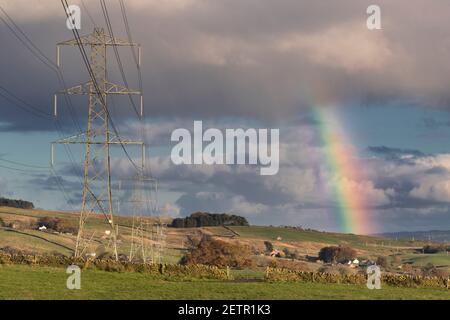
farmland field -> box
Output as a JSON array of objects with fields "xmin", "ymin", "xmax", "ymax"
[
  {"xmin": 0, "ymin": 265, "xmax": 449, "ymax": 300},
  {"xmin": 1, "ymin": 206, "xmax": 449, "ymax": 300},
  {"xmin": 403, "ymin": 253, "xmax": 450, "ymax": 270}
]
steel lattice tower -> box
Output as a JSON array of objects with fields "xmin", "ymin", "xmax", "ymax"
[
  {"xmin": 128, "ymin": 174, "xmax": 158, "ymax": 263},
  {"xmin": 52, "ymin": 28, "xmax": 144, "ymax": 260}
]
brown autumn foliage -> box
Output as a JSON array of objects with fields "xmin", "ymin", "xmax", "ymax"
[
  {"xmin": 268, "ymin": 258, "xmax": 314, "ymax": 272},
  {"xmin": 180, "ymin": 235, "xmax": 255, "ymax": 268},
  {"xmin": 37, "ymin": 216, "xmax": 78, "ymax": 234}
]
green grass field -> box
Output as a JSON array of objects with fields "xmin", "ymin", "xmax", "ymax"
[
  {"xmin": 229, "ymin": 226, "xmax": 421, "ymax": 248},
  {"xmin": 403, "ymin": 253, "xmax": 450, "ymax": 268},
  {"xmin": 0, "ymin": 265, "xmax": 449, "ymax": 300}
]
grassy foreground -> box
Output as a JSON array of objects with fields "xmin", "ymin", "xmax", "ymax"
[{"xmin": 0, "ymin": 265, "xmax": 449, "ymax": 300}]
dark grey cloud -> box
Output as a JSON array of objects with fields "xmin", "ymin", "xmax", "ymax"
[
  {"xmin": 4, "ymin": 1, "xmax": 450, "ymax": 232},
  {"xmin": 3, "ymin": 0, "xmax": 450, "ymax": 132}
]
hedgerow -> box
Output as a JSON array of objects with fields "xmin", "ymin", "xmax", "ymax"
[
  {"xmin": 265, "ymin": 267, "xmax": 449, "ymax": 289},
  {"xmin": 0, "ymin": 252, "xmax": 228, "ymax": 280}
]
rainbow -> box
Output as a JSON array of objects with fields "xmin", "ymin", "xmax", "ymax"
[{"xmin": 312, "ymin": 106, "xmax": 372, "ymax": 235}]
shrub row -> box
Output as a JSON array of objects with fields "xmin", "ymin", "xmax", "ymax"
[
  {"xmin": 266, "ymin": 268, "xmax": 366, "ymax": 285},
  {"xmin": 382, "ymin": 273, "xmax": 448, "ymax": 289},
  {"xmin": 265, "ymin": 267, "xmax": 449, "ymax": 289},
  {"xmin": 0, "ymin": 253, "xmax": 228, "ymax": 280}
]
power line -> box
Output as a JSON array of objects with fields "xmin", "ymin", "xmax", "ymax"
[
  {"xmin": 100, "ymin": 0, "xmax": 141, "ymax": 118},
  {"xmin": 0, "ymin": 86, "xmax": 50, "ymax": 120},
  {"xmin": 60, "ymin": 0, "xmax": 147, "ymax": 259},
  {"xmin": 0, "ymin": 86, "xmax": 85, "ymax": 206},
  {"xmin": 119, "ymin": 0, "xmax": 142, "ymax": 91},
  {"xmin": 0, "ymin": 86, "xmax": 50, "ymax": 116},
  {"xmin": 0, "ymin": 157, "xmax": 50, "ymax": 169},
  {"xmin": 62, "ymin": 0, "xmax": 141, "ymax": 173},
  {"xmin": 0, "ymin": 5, "xmax": 82, "ymax": 133},
  {"xmin": 117, "ymin": 0, "xmax": 155, "ymax": 181},
  {"xmin": 80, "ymin": 0, "xmax": 97, "ymax": 28},
  {"xmin": 0, "ymin": 84, "xmax": 84, "ymax": 188},
  {"xmin": 102, "ymin": 0, "xmax": 155, "ymax": 181},
  {"xmin": 0, "ymin": 4, "xmax": 101, "ymax": 216},
  {"xmin": 0, "ymin": 163, "xmax": 47, "ymax": 173},
  {"xmin": 49, "ymin": 167, "xmax": 74, "ymax": 209}
]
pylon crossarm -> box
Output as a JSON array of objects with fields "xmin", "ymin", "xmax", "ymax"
[
  {"xmin": 52, "ymin": 132, "xmax": 144, "ymax": 145},
  {"xmin": 105, "ymin": 81, "xmax": 140, "ymax": 95},
  {"xmin": 109, "ymin": 134, "xmax": 144, "ymax": 145},
  {"xmin": 58, "ymin": 81, "xmax": 140, "ymax": 95},
  {"xmin": 52, "ymin": 132, "xmax": 87, "ymax": 144},
  {"xmin": 120, "ymin": 200, "xmax": 157, "ymax": 204},
  {"xmin": 58, "ymin": 81, "xmax": 92, "ymax": 95},
  {"xmin": 58, "ymin": 32, "xmax": 138, "ymax": 47}
]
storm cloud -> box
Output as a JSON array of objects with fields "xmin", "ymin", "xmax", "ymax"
[
  {"xmin": 2, "ymin": 1, "xmax": 450, "ymax": 232},
  {"xmin": 2, "ymin": 0, "xmax": 450, "ymax": 130}
]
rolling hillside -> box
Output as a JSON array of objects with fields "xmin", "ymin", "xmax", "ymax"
[{"xmin": 0, "ymin": 206, "xmax": 440, "ymax": 267}]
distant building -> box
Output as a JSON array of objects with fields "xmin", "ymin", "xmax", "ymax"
[
  {"xmin": 347, "ymin": 258, "xmax": 360, "ymax": 268},
  {"xmin": 270, "ymin": 249, "xmax": 283, "ymax": 258}
]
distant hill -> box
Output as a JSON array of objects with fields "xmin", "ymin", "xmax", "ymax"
[
  {"xmin": 377, "ymin": 230, "xmax": 450, "ymax": 243},
  {"xmin": 0, "ymin": 197, "xmax": 34, "ymax": 209},
  {"xmin": 171, "ymin": 212, "xmax": 249, "ymax": 228}
]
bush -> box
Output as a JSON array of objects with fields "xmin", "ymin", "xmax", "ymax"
[
  {"xmin": 376, "ymin": 256, "xmax": 389, "ymax": 269},
  {"xmin": 392, "ymin": 254, "xmax": 402, "ymax": 265},
  {"xmin": 0, "ymin": 217, "xmax": 5, "ymax": 227},
  {"xmin": 318, "ymin": 246, "xmax": 357, "ymax": 264},
  {"xmin": 423, "ymin": 245, "xmax": 448, "ymax": 254},
  {"xmin": 264, "ymin": 241, "xmax": 273, "ymax": 253},
  {"xmin": 180, "ymin": 235, "xmax": 254, "ymax": 268},
  {"xmin": 282, "ymin": 248, "xmax": 299, "ymax": 260},
  {"xmin": 55, "ymin": 219, "xmax": 78, "ymax": 234},
  {"xmin": 37, "ymin": 216, "xmax": 78, "ymax": 234},
  {"xmin": 37, "ymin": 217, "xmax": 60, "ymax": 230},
  {"xmin": 423, "ymin": 266, "xmax": 449, "ymax": 278},
  {"xmin": 268, "ymin": 259, "xmax": 313, "ymax": 272}
]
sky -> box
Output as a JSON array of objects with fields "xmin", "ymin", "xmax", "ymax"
[{"xmin": 1, "ymin": 0, "xmax": 450, "ymax": 233}]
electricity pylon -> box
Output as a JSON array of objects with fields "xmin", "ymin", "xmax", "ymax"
[
  {"xmin": 128, "ymin": 175, "xmax": 158, "ymax": 263},
  {"xmin": 151, "ymin": 220, "xmax": 166, "ymax": 264},
  {"xmin": 52, "ymin": 28, "xmax": 144, "ymax": 260}
]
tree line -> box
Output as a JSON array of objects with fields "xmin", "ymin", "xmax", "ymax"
[
  {"xmin": 171, "ymin": 212, "xmax": 249, "ymax": 228},
  {"xmin": 0, "ymin": 197, "xmax": 34, "ymax": 209}
]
